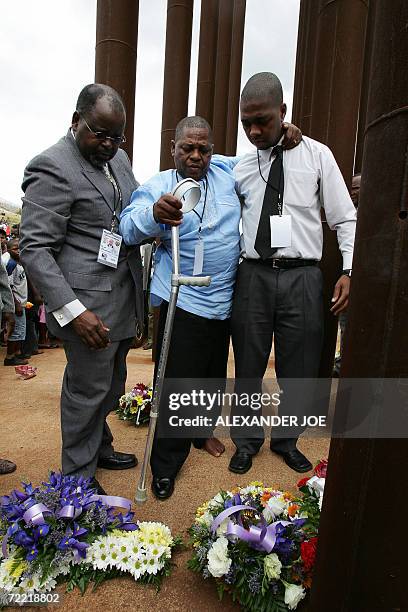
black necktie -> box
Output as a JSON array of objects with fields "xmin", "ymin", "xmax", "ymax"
[{"xmin": 254, "ymin": 145, "xmax": 284, "ymax": 260}]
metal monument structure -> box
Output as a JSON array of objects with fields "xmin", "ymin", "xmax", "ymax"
[{"xmin": 95, "ymin": 0, "xmax": 407, "ymax": 608}]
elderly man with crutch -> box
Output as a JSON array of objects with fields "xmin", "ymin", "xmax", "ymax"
[
  {"xmin": 120, "ymin": 116, "xmax": 241, "ymax": 500},
  {"xmin": 121, "ymin": 115, "xmax": 301, "ymax": 501}
]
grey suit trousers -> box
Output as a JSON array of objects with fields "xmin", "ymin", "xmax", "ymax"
[{"xmin": 61, "ymin": 338, "xmax": 133, "ymax": 477}]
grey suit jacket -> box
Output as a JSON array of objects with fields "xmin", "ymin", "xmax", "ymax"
[
  {"xmin": 20, "ymin": 131, "xmax": 143, "ymax": 342},
  {"xmin": 0, "ymin": 258, "xmax": 14, "ymax": 314}
]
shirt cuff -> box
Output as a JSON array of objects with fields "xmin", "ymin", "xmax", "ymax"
[
  {"xmin": 52, "ymin": 300, "xmax": 86, "ymax": 327},
  {"xmin": 342, "ymin": 254, "xmax": 353, "ymax": 270}
]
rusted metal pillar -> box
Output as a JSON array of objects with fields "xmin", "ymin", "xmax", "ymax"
[
  {"xmin": 354, "ymin": 0, "xmax": 376, "ymax": 174},
  {"xmin": 225, "ymin": 0, "xmax": 246, "ymax": 155},
  {"xmin": 291, "ymin": 0, "xmax": 319, "ymax": 133},
  {"xmin": 95, "ymin": 0, "xmax": 139, "ymax": 161},
  {"xmin": 212, "ymin": 0, "xmax": 234, "ymax": 153},
  {"xmin": 159, "ymin": 0, "xmax": 194, "ymax": 170},
  {"xmin": 309, "ymin": 1, "xmax": 408, "ymax": 609},
  {"xmin": 309, "ymin": 0, "xmax": 368, "ymax": 378},
  {"xmin": 195, "ymin": 0, "xmax": 219, "ymax": 125},
  {"xmin": 291, "ymin": 0, "xmax": 307, "ymax": 126}
]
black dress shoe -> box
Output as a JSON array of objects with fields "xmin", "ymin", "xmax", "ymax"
[
  {"xmin": 91, "ymin": 478, "xmax": 107, "ymax": 496},
  {"xmin": 97, "ymin": 451, "xmax": 137, "ymax": 470},
  {"xmin": 151, "ymin": 477, "xmax": 174, "ymax": 500},
  {"xmin": 271, "ymin": 448, "xmax": 312, "ymax": 473},
  {"xmin": 228, "ymin": 451, "xmax": 253, "ymax": 474}
]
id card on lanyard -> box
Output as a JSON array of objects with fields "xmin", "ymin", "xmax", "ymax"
[{"xmin": 98, "ymin": 163, "xmax": 123, "ymax": 268}]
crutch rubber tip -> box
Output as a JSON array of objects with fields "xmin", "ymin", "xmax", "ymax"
[{"xmin": 135, "ymin": 487, "xmax": 147, "ymax": 504}]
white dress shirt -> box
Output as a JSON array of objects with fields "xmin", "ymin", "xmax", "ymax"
[{"xmin": 234, "ymin": 136, "xmax": 356, "ymax": 269}]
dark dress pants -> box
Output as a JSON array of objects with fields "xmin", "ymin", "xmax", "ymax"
[
  {"xmin": 231, "ymin": 260, "xmax": 324, "ymax": 454},
  {"xmin": 150, "ymin": 302, "xmax": 230, "ymax": 479}
]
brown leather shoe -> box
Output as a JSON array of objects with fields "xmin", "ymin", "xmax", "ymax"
[{"xmin": 0, "ymin": 458, "xmax": 17, "ymax": 474}]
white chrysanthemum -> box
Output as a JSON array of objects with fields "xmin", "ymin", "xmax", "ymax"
[
  {"xmin": 137, "ymin": 522, "xmax": 173, "ymax": 546},
  {"xmin": 196, "ymin": 510, "xmax": 213, "ymax": 528},
  {"xmin": 129, "ymin": 556, "xmax": 144, "ymax": 580},
  {"xmin": 39, "ymin": 577, "xmax": 57, "ymax": 592},
  {"xmin": 208, "ymin": 492, "xmax": 225, "ymax": 510},
  {"xmin": 263, "ymin": 496, "xmax": 288, "ymax": 522},
  {"xmin": 116, "ymin": 554, "xmax": 133, "ymax": 574},
  {"xmin": 143, "ymin": 554, "xmax": 162, "ymax": 575},
  {"xmin": 239, "ymin": 485, "xmax": 263, "ymax": 495},
  {"xmin": 146, "ymin": 544, "xmax": 166, "ymax": 559},
  {"xmin": 91, "ymin": 546, "xmax": 111, "ymax": 570},
  {"xmin": 207, "ymin": 537, "xmax": 232, "ymax": 578},
  {"xmin": 18, "ymin": 573, "xmax": 42, "ymax": 592}
]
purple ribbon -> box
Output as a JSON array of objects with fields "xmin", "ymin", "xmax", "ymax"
[
  {"xmin": 1, "ymin": 495, "xmax": 132, "ymax": 559},
  {"xmin": 23, "ymin": 503, "xmax": 52, "ymax": 526},
  {"xmin": 211, "ymin": 504, "xmax": 290, "ymax": 553}
]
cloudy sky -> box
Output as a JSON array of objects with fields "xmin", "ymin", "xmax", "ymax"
[{"xmin": 0, "ymin": 0, "xmax": 300, "ymax": 205}]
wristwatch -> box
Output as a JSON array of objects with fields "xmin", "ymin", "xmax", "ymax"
[{"xmin": 342, "ymin": 269, "xmax": 352, "ymax": 277}]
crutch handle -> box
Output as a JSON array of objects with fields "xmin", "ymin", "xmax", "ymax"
[{"xmin": 176, "ymin": 275, "xmax": 211, "ymax": 287}]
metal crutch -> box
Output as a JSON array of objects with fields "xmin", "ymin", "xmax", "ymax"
[{"xmin": 135, "ymin": 178, "xmax": 211, "ymax": 503}]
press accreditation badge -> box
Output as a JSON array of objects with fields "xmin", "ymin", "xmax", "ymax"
[
  {"xmin": 270, "ymin": 215, "xmax": 292, "ymax": 248},
  {"xmin": 193, "ymin": 238, "xmax": 204, "ymax": 275},
  {"xmin": 97, "ymin": 229, "xmax": 122, "ymax": 268}
]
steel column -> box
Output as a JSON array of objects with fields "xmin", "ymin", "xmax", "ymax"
[
  {"xmin": 195, "ymin": 0, "xmax": 219, "ymax": 125},
  {"xmin": 159, "ymin": 0, "xmax": 194, "ymax": 170},
  {"xmin": 309, "ymin": 1, "xmax": 408, "ymax": 609},
  {"xmin": 95, "ymin": 0, "xmax": 139, "ymax": 161},
  {"xmin": 354, "ymin": 0, "xmax": 376, "ymax": 174},
  {"xmin": 212, "ymin": 0, "xmax": 234, "ymax": 153},
  {"xmin": 291, "ymin": 0, "xmax": 306, "ymax": 126},
  {"xmin": 309, "ymin": 0, "xmax": 368, "ymax": 378},
  {"xmin": 225, "ymin": 0, "xmax": 246, "ymax": 155},
  {"xmin": 291, "ymin": 0, "xmax": 319, "ymax": 133}
]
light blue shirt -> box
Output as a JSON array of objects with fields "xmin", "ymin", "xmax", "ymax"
[{"xmin": 120, "ymin": 155, "xmax": 241, "ymax": 320}]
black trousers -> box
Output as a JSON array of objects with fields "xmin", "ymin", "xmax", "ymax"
[
  {"xmin": 231, "ymin": 260, "xmax": 324, "ymax": 454},
  {"xmin": 150, "ymin": 302, "xmax": 230, "ymax": 479}
]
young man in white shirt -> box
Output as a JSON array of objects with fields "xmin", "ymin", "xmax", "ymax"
[{"xmin": 229, "ymin": 72, "xmax": 356, "ymax": 475}]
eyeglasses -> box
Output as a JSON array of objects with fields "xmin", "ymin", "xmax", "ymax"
[{"xmin": 81, "ymin": 114, "xmax": 126, "ymax": 145}]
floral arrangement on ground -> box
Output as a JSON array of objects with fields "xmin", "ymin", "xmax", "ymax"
[
  {"xmin": 116, "ymin": 382, "xmax": 152, "ymax": 425},
  {"xmin": 188, "ymin": 460, "xmax": 327, "ymax": 612},
  {"xmin": 0, "ymin": 472, "xmax": 179, "ymax": 605}
]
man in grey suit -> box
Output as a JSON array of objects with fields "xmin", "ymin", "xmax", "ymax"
[{"xmin": 20, "ymin": 84, "xmax": 143, "ymax": 493}]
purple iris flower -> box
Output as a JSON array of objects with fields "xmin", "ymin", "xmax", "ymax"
[
  {"xmin": 13, "ymin": 530, "xmax": 34, "ymax": 548},
  {"xmin": 116, "ymin": 512, "xmax": 138, "ymax": 531},
  {"xmin": 33, "ymin": 524, "xmax": 50, "ymax": 540},
  {"xmin": 26, "ymin": 545, "xmax": 39, "ymax": 561}
]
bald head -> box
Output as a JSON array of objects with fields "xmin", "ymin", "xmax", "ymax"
[
  {"xmin": 76, "ymin": 83, "xmax": 126, "ymax": 118},
  {"xmin": 240, "ymin": 72, "xmax": 287, "ymax": 150},
  {"xmin": 241, "ymin": 72, "xmax": 283, "ymax": 107}
]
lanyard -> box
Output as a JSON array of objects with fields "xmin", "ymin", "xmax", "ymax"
[{"xmin": 102, "ymin": 164, "xmax": 123, "ymax": 231}]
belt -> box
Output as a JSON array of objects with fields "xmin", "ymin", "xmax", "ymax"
[{"xmin": 250, "ymin": 258, "xmax": 319, "ymax": 269}]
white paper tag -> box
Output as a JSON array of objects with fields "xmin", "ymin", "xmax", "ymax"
[
  {"xmin": 270, "ymin": 215, "xmax": 292, "ymax": 248},
  {"xmin": 97, "ymin": 229, "xmax": 122, "ymax": 268},
  {"xmin": 193, "ymin": 239, "xmax": 204, "ymax": 275}
]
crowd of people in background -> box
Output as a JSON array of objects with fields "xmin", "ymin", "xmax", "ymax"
[{"xmin": 1, "ymin": 223, "xmax": 59, "ymax": 367}]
